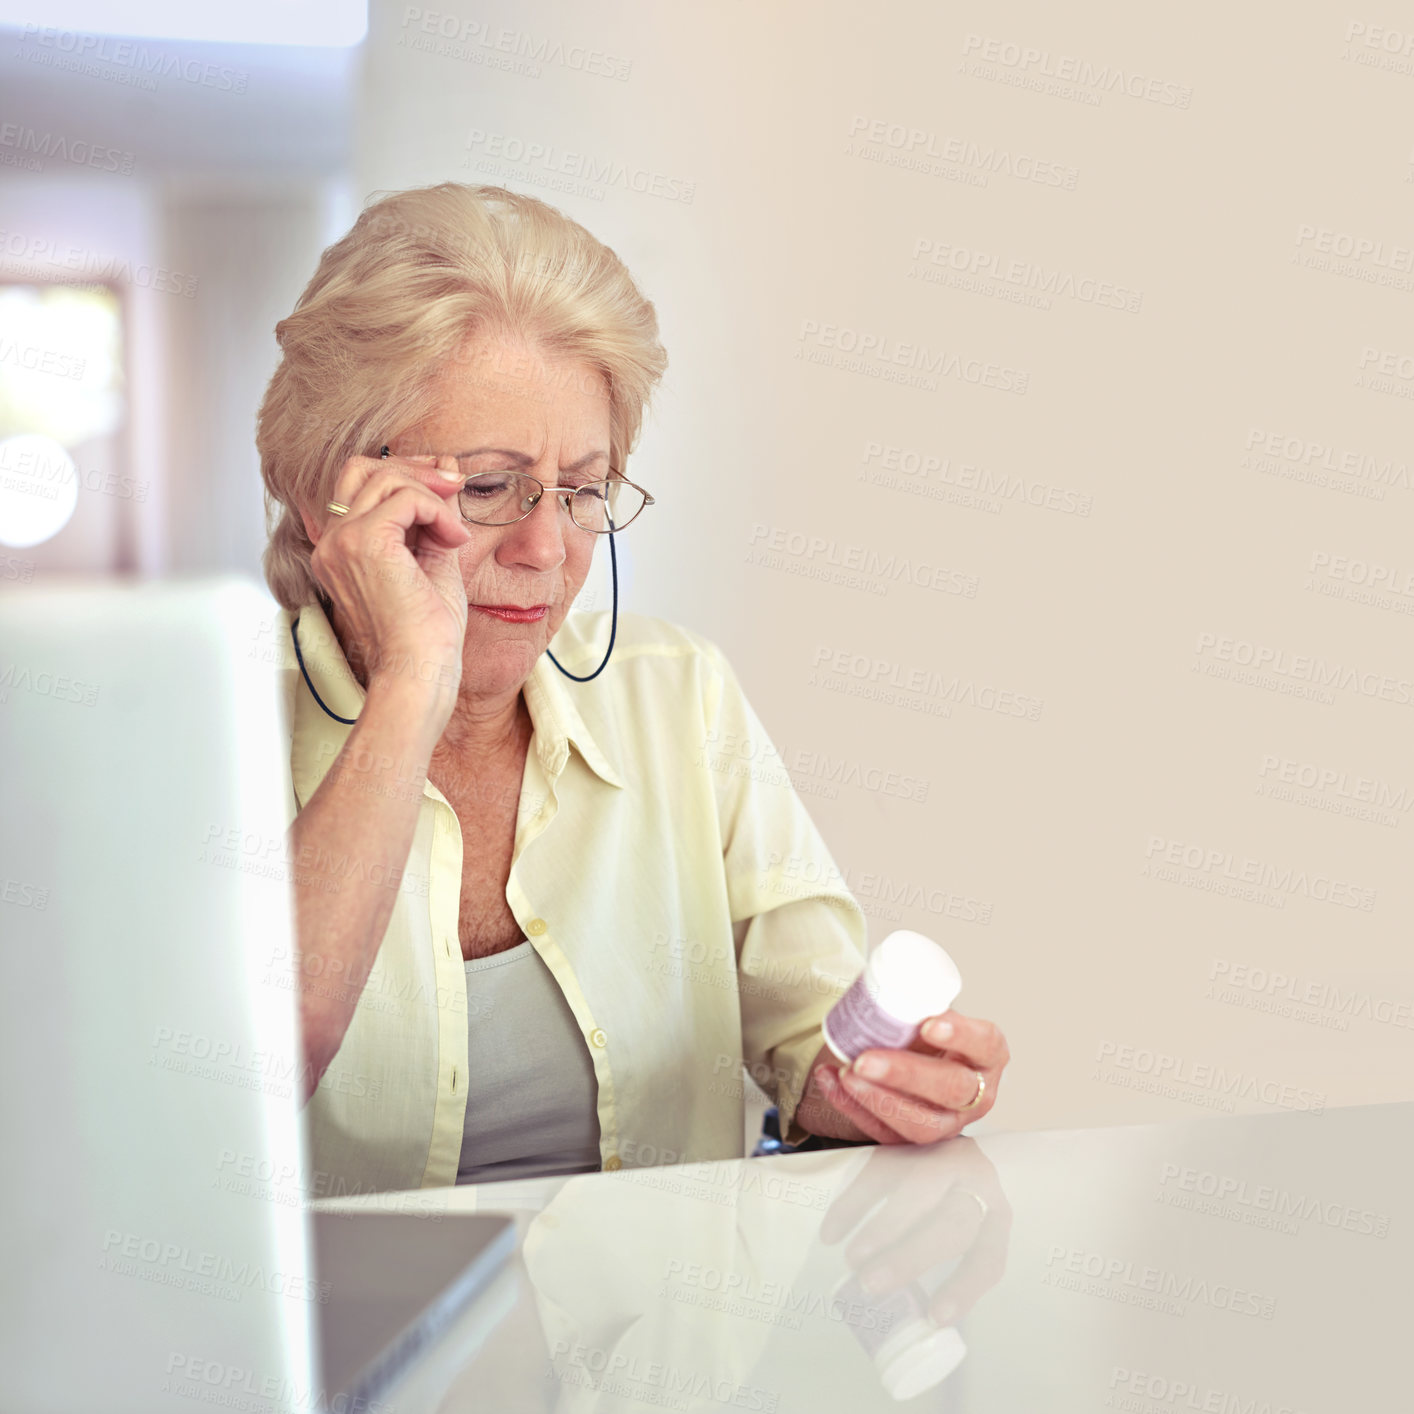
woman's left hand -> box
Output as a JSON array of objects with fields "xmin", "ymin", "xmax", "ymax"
[{"xmin": 794, "ymin": 1011, "xmax": 1009, "ymax": 1145}]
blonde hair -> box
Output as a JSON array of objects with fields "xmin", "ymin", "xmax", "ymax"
[{"xmin": 256, "ymin": 182, "xmax": 669, "ymax": 610}]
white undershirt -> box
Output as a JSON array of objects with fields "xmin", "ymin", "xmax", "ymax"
[{"xmin": 456, "ymin": 940, "xmax": 602, "ymax": 1185}]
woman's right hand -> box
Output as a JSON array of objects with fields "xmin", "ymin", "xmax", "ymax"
[{"xmin": 307, "ymin": 451, "xmax": 471, "ymax": 717}]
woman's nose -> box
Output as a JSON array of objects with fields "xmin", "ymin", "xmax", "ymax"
[{"xmin": 499, "ymin": 486, "xmax": 572, "ymax": 569}]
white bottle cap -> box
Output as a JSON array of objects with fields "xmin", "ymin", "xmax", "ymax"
[
  {"xmin": 878, "ymin": 1323, "xmax": 967, "ymax": 1400},
  {"xmin": 823, "ymin": 929, "xmax": 964, "ymax": 1062},
  {"xmin": 868, "ymin": 930, "xmax": 963, "ymax": 1025}
]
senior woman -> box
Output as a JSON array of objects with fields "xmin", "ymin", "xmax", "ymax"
[{"xmin": 257, "ymin": 182, "xmax": 1009, "ymax": 1194}]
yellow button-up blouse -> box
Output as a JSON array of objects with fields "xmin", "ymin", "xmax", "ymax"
[{"xmin": 273, "ymin": 598, "xmax": 867, "ymax": 1194}]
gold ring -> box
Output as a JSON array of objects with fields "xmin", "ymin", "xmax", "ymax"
[
  {"xmin": 956, "ymin": 1070, "xmax": 986, "ymax": 1112},
  {"xmin": 959, "ymin": 1189, "xmax": 989, "ymax": 1222},
  {"xmin": 326, "ymin": 501, "xmax": 351, "ymax": 517}
]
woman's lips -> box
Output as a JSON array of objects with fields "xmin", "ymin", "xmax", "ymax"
[{"xmin": 473, "ymin": 604, "xmax": 549, "ymax": 623}]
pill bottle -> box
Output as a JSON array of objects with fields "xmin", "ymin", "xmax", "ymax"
[
  {"xmin": 822, "ymin": 929, "xmax": 962, "ymax": 1064},
  {"xmin": 833, "ymin": 1270, "xmax": 967, "ymax": 1401}
]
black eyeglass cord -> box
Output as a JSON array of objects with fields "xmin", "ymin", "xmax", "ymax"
[
  {"xmin": 547, "ymin": 525, "xmax": 618, "ymax": 682},
  {"xmin": 291, "ymin": 612, "xmax": 357, "ymax": 726},
  {"xmin": 292, "ymin": 451, "xmax": 619, "ymax": 719}
]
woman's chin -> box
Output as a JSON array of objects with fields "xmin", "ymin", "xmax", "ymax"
[{"xmin": 461, "ymin": 625, "xmax": 549, "ymax": 688}]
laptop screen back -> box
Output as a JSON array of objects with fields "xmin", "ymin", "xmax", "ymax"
[{"xmin": 0, "ymin": 579, "xmax": 318, "ymax": 1414}]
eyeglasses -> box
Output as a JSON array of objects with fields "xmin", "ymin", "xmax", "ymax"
[{"xmin": 448, "ymin": 467, "xmax": 654, "ymax": 533}]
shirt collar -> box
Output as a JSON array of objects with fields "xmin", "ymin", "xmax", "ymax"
[
  {"xmin": 287, "ymin": 598, "xmax": 624, "ymax": 807},
  {"xmin": 523, "ymin": 641, "xmax": 626, "ymax": 790}
]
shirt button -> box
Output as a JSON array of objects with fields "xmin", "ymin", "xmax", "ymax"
[
  {"xmin": 603, "ymin": 1155, "xmax": 622, "ymax": 1172},
  {"xmin": 589, "ymin": 1027, "xmax": 607, "ymax": 1048},
  {"xmin": 526, "ymin": 918, "xmax": 548, "ymax": 936}
]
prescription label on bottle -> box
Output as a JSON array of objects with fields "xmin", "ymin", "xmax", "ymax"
[
  {"xmin": 834, "ymin": 1272, "xmax": 925, "ymax": 1355},
  {"xmin": 823, "ymin": 971, "xmax": 918, "ymax": 1060},
  {"xmin": 822, "ymin": 929, "xmax": 962, "ymax": 1064}
]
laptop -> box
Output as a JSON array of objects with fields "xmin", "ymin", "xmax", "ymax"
[{"xmin": 0, "ymin": 577, "xmax": 513, "ymax": 1414}]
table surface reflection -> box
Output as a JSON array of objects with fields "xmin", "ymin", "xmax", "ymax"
[{"xmin": 315, "ymin": 1103, "xmax": 1410, "ymax": 1413}]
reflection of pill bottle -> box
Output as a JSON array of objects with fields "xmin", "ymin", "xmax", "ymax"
[
  {"xmin": 833, "ymin": 1270, "xmax": 967, "ymax": 1401},
  {"xmin": 823, "ymin": 930, "xmax": 962, "ymax": 1064}
]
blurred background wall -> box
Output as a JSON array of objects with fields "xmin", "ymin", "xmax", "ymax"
[{"xmin": 3, "ymin": 0, "xmax": 1411, "ymax": 1133}]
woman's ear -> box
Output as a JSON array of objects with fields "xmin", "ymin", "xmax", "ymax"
[{"xmin": 297, "ymin": 503, "xmax": 322, "ymax": 546}]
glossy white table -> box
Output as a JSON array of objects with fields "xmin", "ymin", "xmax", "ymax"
[{"xmin": 316, "ymin": 1103, "xmax": 1410, "ymax": 1412}]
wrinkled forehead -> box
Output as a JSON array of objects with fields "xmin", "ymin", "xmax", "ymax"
[
  {"xmin": 441, "ymin": 329, "xmax": 609, "ymax": 406},
  {"xmin": 401, "ymin": 332, "xmax": 612, "ymax": 461}
]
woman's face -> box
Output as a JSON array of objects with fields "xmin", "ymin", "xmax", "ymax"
[{"xmin": 389, "ymin": 330, "xmax": 612, "ymax": 701}]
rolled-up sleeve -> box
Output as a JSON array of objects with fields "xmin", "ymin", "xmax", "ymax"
[{"xmin": 699, "ymin": 642, "xmax": 868, "ymax": 1138}]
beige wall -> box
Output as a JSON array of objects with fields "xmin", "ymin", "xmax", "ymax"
[{"xmin": 353, "ymin": 0, "xmax": 1414, "ymax": 1131}]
